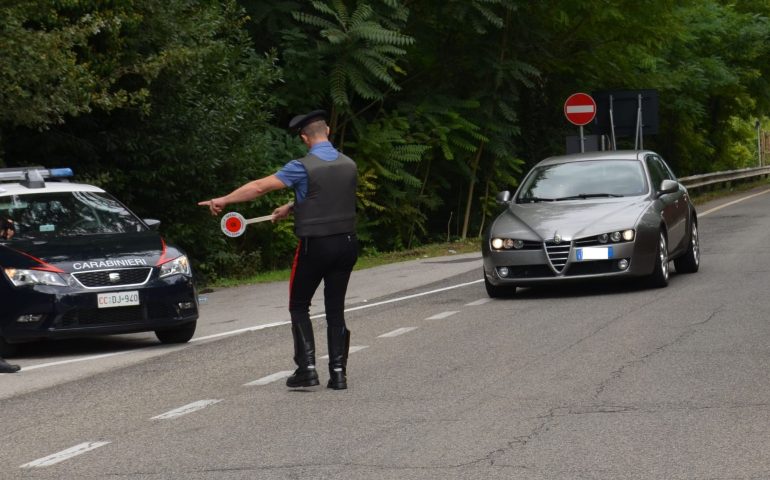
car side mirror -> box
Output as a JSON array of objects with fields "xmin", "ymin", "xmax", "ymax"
[
  {"xmin": 144, "ymin": 218, "xmax": 161, "ymax": 231},
  {"xmin": 496, "ymin": 191, "xmax": 512, "ymax": 204},
  {"xmin": 657, "ymin": 179, "xmax": 679, "ymax": 196}
]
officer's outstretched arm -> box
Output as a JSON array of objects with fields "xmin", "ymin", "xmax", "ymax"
[{"xmin": 199, "ymin": 175, "xmax": 286, "ymax": 216}]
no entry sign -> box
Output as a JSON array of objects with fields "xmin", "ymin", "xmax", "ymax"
[{"xmin": 564, "ymin": 93, "xmax": 597, "ymax": 126}]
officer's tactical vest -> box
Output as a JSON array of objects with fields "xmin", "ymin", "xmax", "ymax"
[{"xmin": 294, "ymin": 153, "xmax": 357, "ymax": 237}]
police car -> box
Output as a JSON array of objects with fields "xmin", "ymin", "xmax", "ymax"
[{"xmin": 0, "ymin": 167, "xmax": 198, "ymax": 355}]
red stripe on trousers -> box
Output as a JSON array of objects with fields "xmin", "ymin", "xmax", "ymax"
[{"xmin": 289, "ymin": 240, "xmax": 302, "ymax": 297}]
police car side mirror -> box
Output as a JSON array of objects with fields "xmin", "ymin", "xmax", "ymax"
[
  {"xmin": 496, "ymin": 191, "xmax": 512, "ymax": 204},
  {"xmin": 144, "ymin": 219, "xmax": 161, "ymax": 231}
]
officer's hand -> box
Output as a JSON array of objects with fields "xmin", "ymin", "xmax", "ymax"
[
  {"xmin": 198, "ymin": 198, "xmax": 226, "ymax": 216},
  {"xmin": 271, "ymin": 203, "xmax": 292, "ymax": 223}
]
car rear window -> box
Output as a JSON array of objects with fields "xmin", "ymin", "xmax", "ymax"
[{"xmin": 0, "ymin": 191, "xmax": 146, "ymax": 239}]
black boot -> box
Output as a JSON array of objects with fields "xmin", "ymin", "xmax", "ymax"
[
  {"xmin": 0, "ymin": 357, "xmax": 20, "ymax": 374},
  {"xmin": 286, "ymin": 323, "xmax": 319, "ymax": 388},
  {"xmin": 327, "ymin": 326, "xmax": 350, "ymax": 390}
]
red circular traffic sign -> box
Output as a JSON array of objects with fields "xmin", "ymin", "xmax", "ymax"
[
  {"xmin": 564, "ymin": 93, "xmax": 597, "ymax": 126},
  {"xmin": 221, "ymin": 212, "xmax": 246, "ymax": 237}
]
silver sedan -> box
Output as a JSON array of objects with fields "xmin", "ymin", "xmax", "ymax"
[{"xmin": 482, "ymin": 150, "xmax": 700, "ymax": 297}]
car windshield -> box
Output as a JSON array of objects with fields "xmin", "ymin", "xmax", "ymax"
[
  {"xmin": 517, "ymin": 160, "xmax": 648, "ymax": 202},
  {"xmin": 0, "ymin": 191, "xmax": 146, "ymax": 240}
]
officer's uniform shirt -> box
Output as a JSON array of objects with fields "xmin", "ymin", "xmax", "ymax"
[{"xmin": 275, "ymin": 141, "xmax": 340, "ymax": 202}]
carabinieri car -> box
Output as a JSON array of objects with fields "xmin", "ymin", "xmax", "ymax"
[
  {"xmin": 482, "ymin": 150, "xmax": 699, "ymax": 298},
  {"xmin": 0, "ymin": 167, "xmax": 198, "ymax": 354}
]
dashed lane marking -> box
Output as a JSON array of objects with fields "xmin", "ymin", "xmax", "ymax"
[
  {"xmin": 378, "ymin": 327, "xmax": 418, "ymax": 338},
  {"xmin": 20, "ymin": 441, "xmax": 111, "ymax": 468},
  {"xmin": 150, "ymin": 399, "xmax": 222, "ymax": 420},
  {"xmin": 21, "ymin": 280, "xmax": 483, "ymax": 373},
  {"xmin": 465, "ymin": 298, "xmax": 492, "ymax": 306},
  {"xmin": 243, "ymin": 371, "xmax": 293, "ymax": 386},
  {"xmin": 425, "ymin": 311, "xmax": 459, "ymax": 320}
]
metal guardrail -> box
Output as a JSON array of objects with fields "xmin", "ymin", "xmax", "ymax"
[{"xmin": 679, "ymin": 166, "xmax": 770, "ymax": 190}]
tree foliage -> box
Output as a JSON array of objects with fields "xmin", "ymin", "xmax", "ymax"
[{"xmin": 2, "ymin": 0, "xmax": 770, "ymax": 280}]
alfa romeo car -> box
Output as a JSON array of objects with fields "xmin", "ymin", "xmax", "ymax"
[
  {"xmin": 0, "ymin": 166, "xmax": 198, "ymax": 354},
  {"xmin": 482, "ymin": 150, "xmax": 699, "ymax": 297}
]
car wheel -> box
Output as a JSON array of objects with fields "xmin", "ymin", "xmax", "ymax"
[
  {"xmin": 647, "ymin": 230, "xmax": 669, "ymax": 288},
  {"xmin": 674, "ymin": 221, "xmax": 700, "ymax": 273},
  {"xmin": 155, "ymin": 321, "xmax": 197, "ymax": 344},
  {"xmin": 484, "ymin": 275, "xmax": 517, "ymax": 298}
]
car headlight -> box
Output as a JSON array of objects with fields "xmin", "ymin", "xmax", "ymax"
[
  {"xmin": 491, "ymin": 238, "xmax": 526, "ymax": 250},
  {"xmin": 159, "ymin": 255, "xmax": 191, "ymax": 278},
  {"xmin": 3, "ymin": 268, "xmax": 69, "ymax": 287},
  {"xmin": 597, "ymin": 230, "xmax": 634, "ymax": 243}
]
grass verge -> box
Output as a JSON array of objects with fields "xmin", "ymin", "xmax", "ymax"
[{"xmin": 205, "ymin": 238, "xmax": 480, "ymax": 289}]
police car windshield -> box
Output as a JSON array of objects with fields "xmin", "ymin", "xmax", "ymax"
[{"xmin": 0, "ymin": 191, "xmax": 147, "ymax": 239}]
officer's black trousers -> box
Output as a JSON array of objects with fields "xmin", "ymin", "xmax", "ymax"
[{"xmin": 289, "ymin": 233, "xmax": 358, "ymax": 328}]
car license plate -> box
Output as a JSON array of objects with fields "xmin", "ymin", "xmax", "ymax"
[
  {"xmin": 576, "ymin": 246, "xmax": 613, "ymax": 261},
  {"xmin": 97, "ymin": 291, "xmax": 140, "ymax": 308}
]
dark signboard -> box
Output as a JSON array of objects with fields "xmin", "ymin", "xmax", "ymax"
[{"xmin": 592, "ymin": 89, "xmax": 659, "ymax": 137}]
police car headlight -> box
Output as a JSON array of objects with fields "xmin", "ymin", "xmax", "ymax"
[
  {"xmin": 159, "ymin": 255, "xmax": 191, "ymax": 278},
  {"xmin": 3, "ymin": 268, "xmax": 69, "ymax": 287}
]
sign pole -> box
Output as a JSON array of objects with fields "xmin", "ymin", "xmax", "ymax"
[{"xmin": 579, "ymin": 125, "xmax": 585, "ymax": 153}]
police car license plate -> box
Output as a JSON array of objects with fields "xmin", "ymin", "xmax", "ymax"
[
  {"xmin": 97, "ymin": 291, "xmax": 140, "ymax": 308},
  {"xmin": 576, "ymin": 246, "xmax": 613, "ymax": 261}
]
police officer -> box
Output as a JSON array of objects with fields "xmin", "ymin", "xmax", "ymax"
[
  {"xmin": 0, "ymin": 216, "xmax": 20, "ymax": 372},
  {"xmin": 199, "ymin": 110, "xmax": 357, "ymax": 390},
  {"xmin": 0, "ymin": 357, "xmax": 20, "ymax": 373},
  {"xmin": 1, "ymin": 216, "xmax": 15, "ymax": 240}
]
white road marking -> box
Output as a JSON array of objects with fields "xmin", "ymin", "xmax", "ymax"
[
  {"xmin": 243, "ymin": 371, "xmax": 293, "ymax": 386},
  {"xmin": 319, "ymin": 345, "xmax": 368, "ymax": 360},
  {"xmin": 340, "ymin": 279, "xmax": 482, "ymax": 314},
  {"xmin": 378, "ymin": 327, "xmax": 418, "ymax": 338},
  {"xmin": 465, "ymin": 298, "xmax": 492, "ymax": 306},
  {"xmin": 699, "ymin": 187, "xmax": 770, "ymax": 217},
  {"xmin": 21, "ymin": 280, "xmax": 483, "ymax": 373},
  {"xmin": 191, "ymin": 321, "xmax": 289, "ymax": 342},
  {"xmin": 425, "ymin": 311, "xmax": 459, "ymax": 320},
  {"xmin": 20, "ymin": 441, "xmax": 110, "ymax": 468},
  {"xmin": 20, "ymin": 351, "xmax": 133, "ymax": 372},
  {"xmin": 150, "ymin": 399, "xmax": 221, "ymax": 420}
]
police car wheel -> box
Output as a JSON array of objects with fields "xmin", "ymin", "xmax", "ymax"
[
  {"xmin": 155, "ymin": 321, "xmax": 197, "ymax": 344},
  {"xmin": 0, "ymin": 337, "xmax": 19, "ymax": 357}
]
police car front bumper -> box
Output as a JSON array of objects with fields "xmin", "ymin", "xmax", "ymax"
[{"xmin": 1, "ymin": 274, "xmax": 198, "ymax": 342}]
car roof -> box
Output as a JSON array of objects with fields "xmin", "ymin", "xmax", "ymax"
[
  {"xmin": 0, "ymin": 182, "xmax": 105, "ymax": 197},
  {"xmin": 0, "ymin": 166, "xmax": 105, "ymax": 197},
  {"xmin": 537, "ymin": 150, "xmax": 652, "ymax": 167}
]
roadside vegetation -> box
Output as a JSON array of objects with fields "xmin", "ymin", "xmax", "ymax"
[{"xmin": 2, "ymin": 1, "xmax": 770, "ymax": 284}]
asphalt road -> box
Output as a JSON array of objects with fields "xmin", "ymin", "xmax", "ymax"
[{"xmin": 2, "ymin": 186, "xmax": 770, "ymax": 479}]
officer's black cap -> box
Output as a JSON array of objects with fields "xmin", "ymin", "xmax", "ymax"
[{"xmin": 288, "ymin": 110, "xmax": 327, "ymax": 134}]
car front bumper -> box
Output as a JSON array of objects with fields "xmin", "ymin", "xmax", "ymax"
[
  {"xmin": 483, "ymin": 239, "xmax": 657, "ymax": 287},
  {"xmin": 0, "ymin": 275, "xmax": 198, "ymax": 342}
]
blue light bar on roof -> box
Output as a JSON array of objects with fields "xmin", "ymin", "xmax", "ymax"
[
  {"xmin": 0, "ymin": 167, "xmax": 74, "ymax": 188},
  {"xmin": 49, "ymin": 168, "xmax": 74, "ymax": 178}
]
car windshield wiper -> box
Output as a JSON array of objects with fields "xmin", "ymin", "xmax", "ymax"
[
  {"xmin": 518, "ymin": 196, "xmax": 556, "ymax": 203},
  {"xmin": 553, "ymin": 193, "xmax": 625, "ymax": 201}
]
